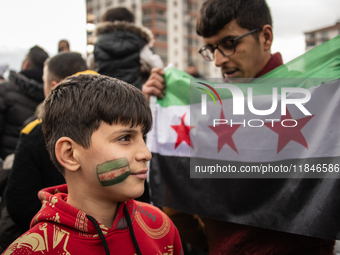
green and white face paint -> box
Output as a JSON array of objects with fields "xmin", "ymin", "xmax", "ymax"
[{"xmin": 96, "ymin": 158, "xmax": 131, "ymax": 187}]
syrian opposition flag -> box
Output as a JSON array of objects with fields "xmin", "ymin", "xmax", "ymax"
[{"xmin": 147, "ymin": 35, "xmax": 340, "ymax": 239}]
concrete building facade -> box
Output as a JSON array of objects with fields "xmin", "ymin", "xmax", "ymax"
[{"xmin": 305, "ymin": 21, "xmax": 340, "ymax": 51}]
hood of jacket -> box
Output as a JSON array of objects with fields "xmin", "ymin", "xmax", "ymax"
[
  {"xmin": 31, "ymin": 184, "xmax": 134, "ymax": 236},
  {"xmin": 95, "ymin": 21, "xmax": 154, "ymax": 47},
  {"xmin": 5, "ymin": 184, "xmax": 183, "ymax": 255},
  {"xmin": 8, "ymin": 70, "xmax": 45, "ymax": 102}
]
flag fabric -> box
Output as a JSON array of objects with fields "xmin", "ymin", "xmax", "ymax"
[{"xmin": 147, "ymin": 35, "xmax": 340, "ymax": 239}]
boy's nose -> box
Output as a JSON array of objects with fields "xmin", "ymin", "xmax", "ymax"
[{"xmin": 136, "ymin": 140, "xmax": 152, "ymax": 163}]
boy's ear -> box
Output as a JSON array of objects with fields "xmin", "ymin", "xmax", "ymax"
[{"xmin": 55, "ymin": 137, "xmax": 80, "ymax": 172}]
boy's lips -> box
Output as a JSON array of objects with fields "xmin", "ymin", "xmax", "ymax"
[{"xmin": 131, "ymin": 169, "xmax": 148, "ymax": 179}]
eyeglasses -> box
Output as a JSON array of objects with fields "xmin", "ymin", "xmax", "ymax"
[{"xmin": 198, "ymin": 28, "xmax": 262, "ymax": 62}]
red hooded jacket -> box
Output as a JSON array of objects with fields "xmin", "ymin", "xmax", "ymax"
[{"xmin": 3, "ymin": 185, "xmax": 183, "ymax": 255}]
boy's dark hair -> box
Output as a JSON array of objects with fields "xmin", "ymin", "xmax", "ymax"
[
  {"xmin": 100, "ymin": 7, "xmax": 135, "ymax": 23},
  {"xmin": 46, "ymin": 52, "xmax": 87, "ymax": 83},
  {"xmin": 40, "ymin": 74, "xmax": 152, "ymax": 174},
  {"xmin": 196, "ymin": 0, "xmax": 272, "ymax": 38},
  {"xmin": 27, "ymin": 45, "xmax": 49, "ymax": 69}
]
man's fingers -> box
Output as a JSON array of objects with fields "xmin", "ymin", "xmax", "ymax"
[
  {"xmin": 150, "ymin": 67, "xmax": 165, "ymax": 76},
  {"xmin": 142, "ymin": 68, "xmax": 166, "ymax": 102}
]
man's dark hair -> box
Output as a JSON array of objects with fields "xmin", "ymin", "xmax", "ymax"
[
  {"xmin": 46, "ymin": 52, "xmax": 87, "ymax": 83},
  {"xmin": 27, "ymin": 45, "xmax": 49, "ymax": 69},
  {"xmin": 40, "ymin": 74, "xmax": 152, "ymax": 174},
  {"xmin": 196, "ymin": 0, "xmax": 272, "ymax": 38},
  {"xmin": 100, "ymin": 7, "xmax": 135, "ymax": 23}
]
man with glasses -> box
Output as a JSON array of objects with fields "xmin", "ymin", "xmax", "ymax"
[
  {"xmin": 196, "ymin": 1, "xmax": 283, "ymax": 82},
  {"xmin": 142, "ymin": 0, "xmax": 335, "ymax": 254}
]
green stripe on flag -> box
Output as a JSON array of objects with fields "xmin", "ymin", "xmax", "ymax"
[{"xmin": 159, "ymin": 35, "xmax": 340, "ymax": 108}]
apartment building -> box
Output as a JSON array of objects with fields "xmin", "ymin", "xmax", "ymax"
[
  {"xmin": 304, "ymin": 20, "xmax": 340, "ymax": 51},
  {"xmin": 86, "ymin": 0, "xmax": 220, "ymax": 78}
]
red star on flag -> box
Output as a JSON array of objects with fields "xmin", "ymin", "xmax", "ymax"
[
  {"xmin": 264, "ymin": 108, "xmax": 314, "ymax": 153},
  {"xmin": 209, "ymin": 109, "xmax": 241, "ymax": 153},
  {"xmin": 171, "ymin": 113, "xmax": 195, "ymax": 149}
]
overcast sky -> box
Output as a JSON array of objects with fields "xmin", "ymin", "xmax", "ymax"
[
  {"xmin": 0, "ymin": 0, "xmax": 86, "ymax": 72},
  {"xmin": 267, "ymin": 0, "xmax": 340, "ymax": 63},
  {"xmin": 0, "ymin": 0, "xmax": 339, "ymax": 72}
]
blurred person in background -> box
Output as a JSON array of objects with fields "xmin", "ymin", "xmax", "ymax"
[
  {"xmin": 0, "ymin": 45, "xmax": 48, "ymax": 160},
  {"xmin": 58, "ymin": 39, "xmax": 70, "ymax": 53},
  {"xmin": 93, "ymin": 7, "xmax": 163, "ymax": 90},
  {"xmin": 186, "ymin": 64, "xmax": 204, "ymax": 79},
  {"xmin": 0, "ymin": 52, "xmax": 88, "ymax": 252},
  {"xmin": 0, "ymin": 65, "xmax": 8, "ymax": 83}
]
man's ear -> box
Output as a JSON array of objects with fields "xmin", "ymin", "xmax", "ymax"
[
  {"xmin": 261, "ymin": 24, "xmax": 273, "ymax": 52},
  {"xmin": 50, "ymin": 80, "xmax": 59, "ymax": 90},
  {"xmin": 55, "ymin": 137, "xmax": 80, "ymax": 172},
  {"xmin": 21, "ymin": 60, "xmax": 30, "ymax": 70}
]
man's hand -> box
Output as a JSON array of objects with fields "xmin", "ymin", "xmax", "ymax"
[{"xmin": 142, "ymin": 68, "xmax": 166, "ymax": 102}]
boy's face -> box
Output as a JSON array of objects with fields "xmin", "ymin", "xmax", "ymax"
[{"xmin": 76, "ymin": 122, "xmax": 151, "ymax": 202}]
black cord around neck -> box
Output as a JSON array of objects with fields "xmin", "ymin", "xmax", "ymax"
[
  {"xmin": 123, "ymin": 204, "xmax": 142, "ymax": 255},
  {"xmin": 86, "ymin": 215, "xmax": 110, "ymax": 255},
  {"xmin": 86, "ymin": 204, "xmax": 141, "ymax": 255}
]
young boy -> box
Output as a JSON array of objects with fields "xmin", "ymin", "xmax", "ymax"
[
  {"xmin": 4, "ymin": 52, "xmax": 87, "ymax": 238},
  {"xmin": 2, "ymin": 74, "xmax": 183, "ymax": 255}
]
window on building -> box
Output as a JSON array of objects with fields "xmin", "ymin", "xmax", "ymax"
[
  {"xmin": 188, "ymin": 23, "xmax": 195, "ymax": 34},
  {"xmin": 320, "ymin": 31, "xmax": 328, "ymax": 43},
  {"xmin": 306, "ymin": 42, "xmax": 315, "ymax": 47},
  {"xmin": 143, "ymin": 8, "xmax": 152, "ymax": 16},
  {"xmin": 321, "ymin": 31, "xmax": 328, "ymax": 39},
  {"xmin": 143, "ymin": 23, "xmax": 152, "ymax": 28},
  {"xmin": 156, "ymin": 34, "xmax": 167, "ymax": 43},
  {"xmin": 156, "ymin": 8, "xmax": 165, "ymax": 16},
  {"xmin": 106, "ymin": 0, "xmax": 112, "ymax": 7},
  {"xmin": 306, "ymin": 33, "xmax": 315, "ymax": 40},
  {"xmin": 154, "ymin": 47, "xmax": 168, "ymax": 56},
  {"xmin": 155, "ymin": 0, "xmax": 167, "ymax": 4},
  {"xmin": 188, "ymin": 2, "xmax": 197, "ymax": 11},
  {"xmin": 188, "ymin": 38, "xmax": 198, "ymax": 46},
  {"xmin": 156, "ymin": 20, "xmax": 167, "ymax": 30}
]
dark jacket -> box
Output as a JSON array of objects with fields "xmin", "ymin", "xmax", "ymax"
[
  {"xmin": 0, "ymin": 69, "xmax": 45, "ymax": 159},
  {"xmin": 5, "ymin": 120, "xmax": 65, "ymax": 232},
  {"xmin": 94, "ymin": 21, "xmax": 154, "ymax": 90}
]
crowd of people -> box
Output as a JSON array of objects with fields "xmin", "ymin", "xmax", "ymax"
[{"xmin": 0, "ymin": 0, "xmax": 337, "ymax": 254}]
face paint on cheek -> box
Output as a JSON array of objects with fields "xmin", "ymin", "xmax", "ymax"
[{"xmin": 96, "ymin": 158, "xmax": 131, "ymax": 187}]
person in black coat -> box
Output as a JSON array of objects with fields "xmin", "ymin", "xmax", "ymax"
[
  {"xmin": 93, "ymin": 7, "xmax": 163, "ymax": 90},
  {"xmin": 1, "ymin": 53, "xmax": 87, "ymax": 251},
  {"xmin": 0, "ymin": 46, "xmax": 48, "ymax": 160}
]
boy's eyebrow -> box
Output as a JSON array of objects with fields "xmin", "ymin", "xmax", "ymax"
[{"xmin": 113, "ymin": 129, "xmax": 139, "ymax": 135}]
